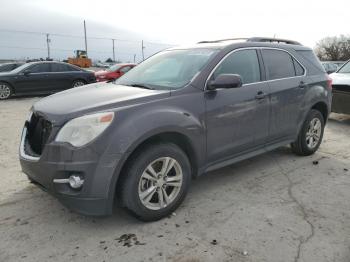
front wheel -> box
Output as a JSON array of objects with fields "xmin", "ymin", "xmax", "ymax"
[
  {"xmin": 72, "ymin": 80, "xmax": 86, "ymax": 88},
  {"xmin": 291, "ymin": 109, "xmax": 325, "ymax": 156},
  {"xmin": 121, "ymin": 143, "xmax": 191, "ymax": 221}
]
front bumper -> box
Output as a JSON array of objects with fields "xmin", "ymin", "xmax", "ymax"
[{"xmin": 19, "ymin": 127, "xmax": 122, "ymax": 216}]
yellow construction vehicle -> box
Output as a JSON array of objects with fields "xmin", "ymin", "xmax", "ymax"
[{"xmin": 68, "ymin": 50, "xmax": 92, "ymax": 68}]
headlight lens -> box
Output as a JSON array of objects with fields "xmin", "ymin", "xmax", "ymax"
[{"xmin": 55, "ymin": 112, "xmax": 114, "ymax": 147}]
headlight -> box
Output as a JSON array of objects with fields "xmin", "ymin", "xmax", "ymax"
[{"xmin": 55, "ymin": 112, "xmax": 114, "ymax": 147}]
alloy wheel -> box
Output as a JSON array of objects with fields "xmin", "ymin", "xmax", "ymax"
[
  {"xmin": 138, "ymin": 157, "xmax": 183, "ymax": 210},
  {"xmin": 306, "ymin": 118, "xmax": 322, "ymax": 149},
  {"xmin": 72, "ymin": 81, "xmax": 85, "ymax": 87},
  {"xmin": 0, "ymin": 84, "xmax": 11, "ymax": 99}
]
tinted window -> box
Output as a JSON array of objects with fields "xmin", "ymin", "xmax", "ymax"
[
  {"xmin": 65, "ymin": 64, "xmax": 80, "ymax": 71},
  {"xmin": 0, "ymin": 64, "xmax": 14, "ymax": 72},
  {"xmin": 296, "ymin": 50, "xmax": 324, "ymax": 72},
  {"xmin": 262, "ymin": 50, "xmax": 296, "ymax": 80},
  {"xmin": 293, "ymin": 59, "xmax": 304, "ymax": 76},
  {"xmin": 51, "ymin": 63, "xmax": 67, "ymax": 72},
  {"xmin": 120, "ymin": 66, "xmax": 132, "ymax": 73},
  {"xmin": 29, "ymin": 64, "xmax": 50, "ymax": 73},
  {"xmin": 213, "ymin": 49, "xmax": 261, "ymax": 84}
]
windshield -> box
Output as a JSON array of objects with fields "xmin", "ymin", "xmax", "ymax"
[
  {"xmin": 338, "ymin": 60, "xmax": 350, "ymax": 73},
  {"xmin": 11, "ymin": 63, "xmax": 30, "ymax": 74},
  {"xmin": 115, "ymin": 49, "xmax": 219, "ymax": 90},
  {"xmin": 107, "ymin": 64, "xmax": 123, "ymax": 72}
]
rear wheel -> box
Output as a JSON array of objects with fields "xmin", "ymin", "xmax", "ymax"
[
  {"xmin": 0, "ymin": 82, "xmax": 13, "ymax": 100},
  {"xmin": 72, "ymin": 80, "xmax": 86, "ymax": 88},
  {"xmin": 291, "ymin": 109, "xmax": 325, "ymax": 156},
  {"xmin": 120, "ymin": 143, "xmax": 191, "ymax": 221}
]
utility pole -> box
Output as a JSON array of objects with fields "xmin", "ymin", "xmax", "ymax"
[
  {"xmin": 112, "ymin": 39, "xmax": 116, "ymax": 62},
  {"xmin": 84, "ymin": 20, "xmax": 88, "ymax": 57},
  {"xmin": 141, "ymin": 40, "xmax": 145, "ymax": 61},
  {"xmin": 46, "ymin": 33, "xmax": 51, "ymax": 60},
  {"xmin": 133, "ymin": 54, "xmax": 136, "ymax": 63}
]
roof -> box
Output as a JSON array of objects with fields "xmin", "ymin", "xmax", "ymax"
[{"xmin": 168, "ymin": 37, "xmax": 311, "ymax": 51}]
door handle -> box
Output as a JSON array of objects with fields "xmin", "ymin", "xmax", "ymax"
[
  {"xmin": 255, "ymin": 91, "xmax": 266, "ymax": 100},
  {"xmin": 299, "ymin": 81, "xmax": 307, "ymax": 89}
]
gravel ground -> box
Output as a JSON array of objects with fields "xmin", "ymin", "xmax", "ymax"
[{"xmin": 0, "ymin": 97, "xmax": 350, "ymax": 262}]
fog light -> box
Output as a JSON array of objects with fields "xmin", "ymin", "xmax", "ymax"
[{"xmin": 69, "ymin": 175, "xmax": 84, "ymax": 189}]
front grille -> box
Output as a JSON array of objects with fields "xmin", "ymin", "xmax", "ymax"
[
  {"xmin": 26, "ymin": 114, "xmax": 52, "ymax": 156},
  {"xmin": 332, "ymin": 85, "xmax": 350, "ymax": 93}
]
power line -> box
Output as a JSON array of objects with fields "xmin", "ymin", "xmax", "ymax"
[
  {"xmin": 0, "ymin": 45, "xmax": 136, "ymax": 55},
  {"xmin": 0, "ymin": 28, "xmax": 175, "ymax": 46}
]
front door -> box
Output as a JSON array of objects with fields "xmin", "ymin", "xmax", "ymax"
[
  {"xmin": 205, "ymin": 49, "xmax": 270, "ymax": 164},
  {"xmin": 14, "ymin": 63, "xmax": 52, "ymax": 94}
]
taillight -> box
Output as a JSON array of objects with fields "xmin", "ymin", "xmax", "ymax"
[{"xmin": 326, "ymin": 75, "xmax": 332, "ymax": 90}]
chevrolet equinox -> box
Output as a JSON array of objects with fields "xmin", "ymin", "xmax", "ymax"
[{"xmin": 19, "ymin": 37, "xmax": 332, "ymax": 221}]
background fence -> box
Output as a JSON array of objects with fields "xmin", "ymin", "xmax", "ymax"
[{"xmin": 0, "ymin": 28, "xmax": 175, "ymax": 63}]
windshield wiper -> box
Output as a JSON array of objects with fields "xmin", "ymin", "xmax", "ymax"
[{"xmin": 128, "ymin": 83, "xmax": 154, "ymax": 90}]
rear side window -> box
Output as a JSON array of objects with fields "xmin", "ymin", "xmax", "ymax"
[
  {"xmin": 296, "ymin": 50, "xmax": 324, "ymax": 72},
  {"xmin": 51, "ymin": 63, "xmax": 67, "ymax": 72},
  {"xmin": 293, "ymin": 59, "xmax": 305, "ymax": 76},
  {"xmin": 262, "ymin": 49, "xmax": 296, "ymax": 80},
  {"xmin": 213, "ymin": 49, "xmax": 261, "ymax": 84}
]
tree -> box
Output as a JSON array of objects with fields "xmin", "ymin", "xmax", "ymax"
[{"xmin": 315, "ymin": 35, "xmax": 350, "ymax": 61}]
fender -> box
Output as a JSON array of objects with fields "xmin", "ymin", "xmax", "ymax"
[
  {"xmin": 296, "ymin": 77, "xmax": 331, "ymax": 136},
  {"xmin": 103, "ymin": 97, "xmax": 206, "ymax": 214}
]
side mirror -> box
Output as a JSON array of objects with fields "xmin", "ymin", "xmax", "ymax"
[
  {"xmin": 207, "ymin": 74, "xmax": 243, "ymax": 90},
  {"xmin": 23, "ymin": 69, "xmax": 31, "ymax": 76},
  {"xmin": 327, "ymin": 69, "xmax": 336, "ymax": 74}
]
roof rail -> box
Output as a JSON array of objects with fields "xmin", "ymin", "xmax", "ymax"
[
  {"xmin": 197, "ymin": 38, "xmax": 248, "ymax": 44},
  {"xmin": 247, "ymin": 37, "xmax": 302, "ymax": 45},
  {"xmin": 197, "ymin": 37, "xmax": 302, "ymax": 45}
]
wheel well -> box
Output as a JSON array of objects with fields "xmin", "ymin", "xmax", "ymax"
[
  {"xmin": 114, "ymin": 132, "xmax": 198, "ymax": 198},
  {"xmin": 0, "ymin": 81, "xmax": 14, "ymax": 92},
  {"xmin": 311, "ymin": 102, "xmax": 328, "ymax": 122},
  {"xmin": 73, "ymin": 79, "xmax": 86, "ymax": 84}
]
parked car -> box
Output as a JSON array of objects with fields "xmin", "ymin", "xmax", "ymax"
[
  {"xmin": 330, "ymin": 59, "xmax": 350, "ymax": 114},
  {"xmin": 19, "ymin": 37, "xmax": 331, "ymax": 221},
  {"xmin": 0, "ymin": 61, "xmax": 96, "ymax": 99},
  {"xmin": 0, "ymin": 62, "xmax": 25, "ymax": 72},
  {"xmin": 321, "ymin": 62, "xmax": 338, "ymax": 74},
  {"xmin": 95, "ymin": 63, "xmax": 136, "ymax": 82}
]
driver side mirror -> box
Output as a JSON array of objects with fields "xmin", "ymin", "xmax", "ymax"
[
  {"xmin": 207, "ymin": 74, "xmax": 243, "ymax": 90},
  {"xmin": 23, "ymin": 69, "xmax": 31, "ymax": 76}
]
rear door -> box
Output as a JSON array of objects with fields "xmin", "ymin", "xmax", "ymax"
[
  {"xmin": 261, "ymin": 49, "xmax": 306, "ymax": 143},
  {"xmin": 49, "ymin": 63, "xmax": 76, "ymax": 91},
  {"xmin": 205, "ymin": 49, "xmax": 270, "ymax": 164},
  {"xmin": 14, "ymin": 63, "xmax": 52, "ymax": 93}
]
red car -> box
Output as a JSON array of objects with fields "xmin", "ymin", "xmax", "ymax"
[{"xmin": 95, "ymin": 63, "xmax": 136, "ymax": 82}]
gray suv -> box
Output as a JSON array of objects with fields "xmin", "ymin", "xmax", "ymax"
[{"xmin": 19, "ymin": 37, "xmax": 332, "ymax": 221}]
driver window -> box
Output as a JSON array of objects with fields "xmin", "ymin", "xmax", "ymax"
[{"xmin": 213, "ymin": 49, "xmax": 261, "ymax": 85}]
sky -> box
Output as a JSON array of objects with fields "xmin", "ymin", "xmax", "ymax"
[{"xmin": 0, "ymin": 0, "xmax": 349, "ymax": 61}]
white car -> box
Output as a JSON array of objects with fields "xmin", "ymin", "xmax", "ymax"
[{"xmin": 330, "ymin": 60, "xmax": 350, "ymax": 114}]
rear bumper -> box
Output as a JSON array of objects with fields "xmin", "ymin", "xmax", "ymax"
[
  {"xmin": 19, "ymin": 127, "xmax": 123, "ymax": 216},
  {"xmin": 332, "ymin": 90, "xmax": 350, "ymax": 114}
]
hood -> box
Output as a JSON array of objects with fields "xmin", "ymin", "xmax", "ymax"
[
  {"xmin": 33, "ymin": 82, "xmax": 169, "ymax": 124},
  {"xmin": 330, "ymin": 73, "xmax": 350, "ymax": 85}
]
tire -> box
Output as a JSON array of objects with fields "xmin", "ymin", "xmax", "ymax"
[
  {"xmin": 72, "ymin": 80, "xmax": 86, "ymax": 88},
  {"xmin": 120, "ymin": 143, "xmax": 191, "ymax": 221},
  {"xmin": 291, "ymin": 109, "xmax": 325, "ymax": 156},
  {"xmin": 0, "ymin": 82, "xmax": 13, "ymax": 100}
]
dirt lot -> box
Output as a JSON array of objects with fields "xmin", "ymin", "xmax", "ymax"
[{"xmin": 0, "ymin": 97, "xmax": 350, "ymax": 262}]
